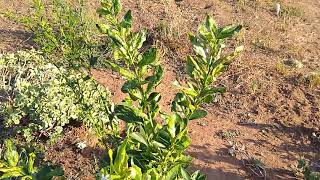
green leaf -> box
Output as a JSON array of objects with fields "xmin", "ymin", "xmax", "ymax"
[
  {"xmin": 132, "ymin": 31, "xmax": 146, "ymax": 50},
  {"xmin": 145, "ymin": 65, "xmax": 164, "ymax": 93},
  {"xmin": 201, "ymin": 87, "xmax": 226, "ymax": 96},
  {"xmin": 165, "ymin": 165, "xmax": 181, "ymax": 180},
  {"xmin": 114, "ymin": 105, "xmax": 144, "ymax": 123},
  {"xmin": 191, "ymin": 170, "xmax": 207, "ymax": 180},
  {"xmin": 27, "ymin": 153, "xmax": 36, "ymax": 173},
  {"xmin": 121, "ymin": 80, "xmax": 141, "ymax": 93},
  {"xmin": 218, "ymin": 45, "xmax": 243, "ymax": 64},
  {"xmin": 112, "ymin": 0, "xmax": 122, "ymax": 15},
  {"xmin": 217, "ymin": 25, "xmax": 242, "ymax": 39},
  {"xmin": 147, "ymin": 92, "xmax": 161, "ymax": 103},
  {"xmin": 0, "ymin": 169, "xmax": 25, "ymax": 179},
  {"xmin": 131, "ymin": 132, "xmax": 148, "ymax": 146},
  {"xmin": 4, "ymin": 140, "xmax": 19, "ymax": 167},
  {"xmin": 114, "ymin": 140, "xmax": 128, "ymax": 173},
  {"xmin": 189, "ymin": 109, "xmax": 207, "ymax": 120},
  {"xmin": 107, "ymin": 29, "xmax": 126, "ymax": 47},
  {"xmin": 104, "ymin": 61, "xmax": 135, "ymax": 79},
  {"xmin": 205, "ymin": 15, "xmax": 217, "ymax": 33},
  {"xmin": 130, "ymin": 165, "xmax": 142, "ymax": 179},
  {"xmin": 120, "ymin": 10, "xmax": 132, "ymax": 28},
  {"xmin": 180, "ymin": 168, "xmax": 191, "ymax": 180},
  {"xmin": 189, "ymin": 34, "xmax": 206, "ymax": 58},
  {"xmin": 97, "ymin": 7, "xmax": 111, "ymax": 16},
  {"xmin": 138, "ymin": 47, "xmax": 158, "ymax": 67},
  {"xmin": 36, "ymin": 165, "xmax": 64, "ymax": 180}
]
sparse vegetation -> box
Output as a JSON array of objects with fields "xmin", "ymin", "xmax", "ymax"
[
  {"xmin": 305, "ymin": 70, "xmax": 320, "ymax": 87},
  {"xmin": 19, "ymin": 0, "xmax": 100, "ymax": 69}
]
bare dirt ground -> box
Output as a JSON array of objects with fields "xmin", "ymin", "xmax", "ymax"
[{"xmin": 1, "ymin": 0, "xmax": 320, "ymax": 179}]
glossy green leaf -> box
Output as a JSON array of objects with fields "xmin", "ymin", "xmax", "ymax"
[
  {"xmin": 165, "ymin": 165, "xmax": 181, "ymax": 180},
  {"xmin": 104, "ymin": 61, "xmax": 135, "ymax": 79},
  {"xmin": 138, "ymin": 48, "xmax": 158, "ymax": 67},
  {"xmin": 217, "ymin": 25, "xmax": 242, "ymax": 39},
  {"xmin": 112, "ymin": 0, "xmax": 122, "ymax": 15},
  {"xmin": 147, "ymin": 92, "xmax": 161, "ymax": 103},
  {"xmin": 191, "ymin": 170, "xmax": 207, "ymax": 180},
  {"xmin": 131, "ymin": 132, "xmax": 148, "ymax": 146},
  {"xmin": 205, "ymin": 15, "xmax": 217, "ymax": 33},
  {"xmin": 189, "ymin": 34, "xmax": 206, "ymax": 58},
  {"xmin": 189, "ymin": 109, "xmax": 207, "ymax": 120},
  {"xmin": 114, "ymin": 105, "xmax": 144, "ymax": 123},
  {"xmin": 4, "ymin": 140, "xmax": 19, "ymax": 167},
  {"xmin": 36, "ymin": 165, "xmax": 64, "ymax": 180},
  {"xmin": 120, "ymin": 10, "xmax": 132, "ymax": 28},
  {"xmin": 27, "ymin": 153, "xmax": 36, "ymax": 173},
  {"xmin": 132, "ymin": 31, "xmax": 146, "ymax": 50},
  {"xmin": 114, "ymin": 140, "xmax": 128, "ymax": 173}
]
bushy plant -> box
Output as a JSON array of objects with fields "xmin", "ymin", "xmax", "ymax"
[
  {"xmin": 96, "ymin": 0, "xmax": 243, "ymax": 178},
  {"xmin": 20, "ymin": 0, "xmax": 99, "ymax": 69},
  {"xmin": 0, "ymin": 50, "xmax": 114, "ymax": 142},
  {"xmin": 0, "ymin": 139, "xmax": 63, "ymax": 179}
]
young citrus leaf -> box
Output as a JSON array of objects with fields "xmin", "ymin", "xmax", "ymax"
[
  {"xmin": 27, "ymin": 153, "xmax": 36, "ymax": 173},
  {"xmin": 187, "ymin": 56, "xmax": 201, "ymax": 73},
  {"xmin": 0, "ymin": 169, "xmax": 25, "ymax": 179},
  {"xmin": 107, "ymin": 29, "xmax": 126, "ymax": 47},
  {"xmin": 131, "ymin": 132, "xmax": 148, "ymax": 146},
  {"xmin": 217, "ymin": 25, "xmax": 242, "ymax": 39},
  {"xmin": 191, "ymin": 170, "xmax": 207, "ymax": 180},
  {"xmin": 114, "ymin": 140, "xmax": 128, "ymax": 173},
  {"xmin": 138, "ymin": 47, "xmax": 158, "ymax": 67},
  {"xmin": 104, "ymin": 61, "xmax": 134, "ymax": 79},
  {"xmin": 181, "ymin": 168, "xmax": 191, "ymax": 180},
  {"xmin": 131, "ymin": 31, "xmax": 146, "ymax": 50},
  {"xmin": 173, "ymin": 80, "xmax": 198, "ymax": 97},
  {"xmin": 120, "ymin": 10, "xmax": 132, "ymax": 28},
  {"xmin": 147, "ymin": 92, "xmax": 161, "ymax": 102},
  {"xmin": 114, "ymin": 105, "xmax": 144, "ymax": 123},
  {"xmin": 4, "ymin": 140, "xmax": 19, "ymax": 167},
  {"xmin": 189, "ymin": 34, "xmax": 206, "ymax": 58},
  {"xmin": 97, "ymin": 7, "xmax": 111, "ymax": 16},
  {"xmin": 189, "ymin": 109, "xmax": 207, "ymax": 120},
  {"xmin": 130, "ymin": 165, "xmax": 142, "ymax": 179},
  {"xmin": 218, "ymin": 45, "xmax": 243, "ymax": 64},
  {"xmin": 112, "ymin": 0, "xmax": 122, "ymax": 15},
  {"xmin": 205, "ymin": 15, "xmax": 217, "ymax": 33},
  {"xmin": 165, "ymin": 165, "xmax": 181, "ymax": 180},
  {"xmin": 151, "ymin": 141, "xmax": 166, "ymax": 148}
]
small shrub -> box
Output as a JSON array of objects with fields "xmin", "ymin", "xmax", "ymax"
[
  {"xmin": 0, "ymin": 139, "xmax": 64, "ymax": 179},
  {"xmin": 96, "ymin": 0, "xmax": 243, "ymax": 178},
  {"xmin": 0, "ymin": 50, "xmax": 114, "ymax": 142}
]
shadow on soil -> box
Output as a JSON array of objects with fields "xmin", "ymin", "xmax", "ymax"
[
  {"xmin": 0, "ymin": 29, "xmax": 35, "ymax": 51},
  {"xmin": 238, "ymin": 121, "xmax": 320, "ymax": 164},
  {"xmin": 188, "ymin": 144, "xmax": 247, "ymax": 180}
]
